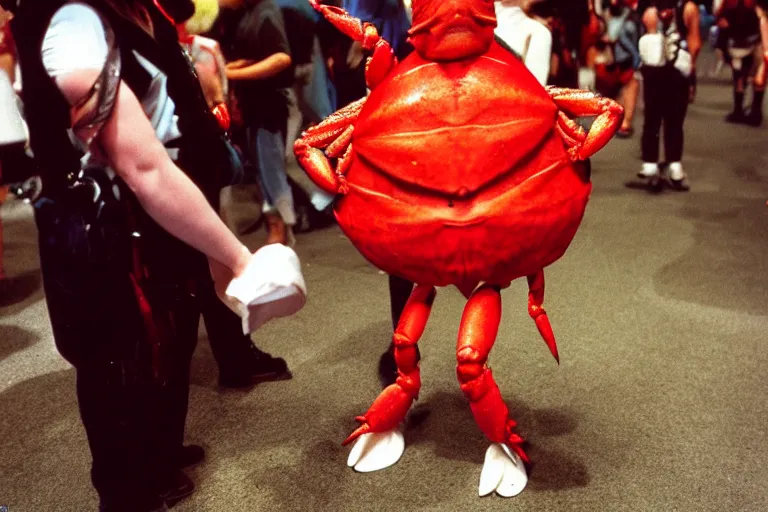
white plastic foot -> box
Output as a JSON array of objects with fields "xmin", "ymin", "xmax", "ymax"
[
  {"xmin": 346, "ymin": 429, "xmax": 405, "ymax": 473},
  {"xmin": 478, "ymin": 443, "xmax": 528, "ymax": 498}
]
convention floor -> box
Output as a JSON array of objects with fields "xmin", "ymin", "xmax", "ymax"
[{"xmin": 1, "ymin": 71, "xmax": 767, "ymax": 512}]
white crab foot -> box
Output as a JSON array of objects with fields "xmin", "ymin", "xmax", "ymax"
[
  {"xmin": 346, "ymin": 429, "xmax": 405, "ymax": 473},
  {"xmin": 478, "ymin": 443, "xmax": 528, "ymax": 498}
]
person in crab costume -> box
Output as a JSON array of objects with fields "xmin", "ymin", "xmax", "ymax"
[{"xmin": 295, "ymin": 0, "xmax": 624, "ymax": 498}]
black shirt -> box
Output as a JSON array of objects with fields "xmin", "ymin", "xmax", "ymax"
[{"xmin": 213, "ymin": 0, "xmax": 293, "ymax": 130}]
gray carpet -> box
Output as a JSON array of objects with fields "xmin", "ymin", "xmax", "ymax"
[{"xmin": 2, "ymin": 67, "xmax": 767, "ymax": 512}]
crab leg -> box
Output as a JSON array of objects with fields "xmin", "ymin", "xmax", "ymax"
[
  {"xmin": 343, "ymin": 285, "xmax": 437, "ymax": 446},
  {"xmin": 456, "ymin": 285, "xmax": 529, "ymax": 464},
  {"xmin": 293, "ymin": 98, "xmax": 366, "ymax": 195},
  {"xmin": 308, "ymin": 0, "xmax": 396, "ymax": 90},
  {"xmin": 527, "ymin": 271, "xmax": 559, "ymax": 363},
  {"xmin": 546, "ymin": 86, "xmax": 624, "ymax": 161}
]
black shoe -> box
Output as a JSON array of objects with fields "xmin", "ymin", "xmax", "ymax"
[
  {"xmin": 157, "ymin": 471, "xmax": 195, "ymax": 507},
  {"xmin": 219, "ymin": 346, "xmax": 292, "ymax": 388},
  {"xmin": 744, "ymin": 111, "xmax": 763, "ymax": 127},
  {"xmin": 725, "ymin": 111, "xmax": 746, "ymax": 124},
  {"xmin": 667, "ymin": 177, "xmax": 690, "ymax": 191},
  {"xmin": 99, "ymin": 498, "xmax": 168, "ymax": 512},
  {"xmin": 175, "ymin": 445, "xmax": 205, "ymax": 468}
]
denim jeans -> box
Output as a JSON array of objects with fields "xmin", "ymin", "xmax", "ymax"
[{"xmin": 246, "ymin": 125, "xmax": 296, "ymax": 225}]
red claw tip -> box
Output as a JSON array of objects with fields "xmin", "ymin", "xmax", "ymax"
[{"xmin": 342, "ymin": 422, "xmax": 371, "ymax": 446}]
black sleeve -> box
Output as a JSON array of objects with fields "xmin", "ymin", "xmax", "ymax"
[{"xmin": 243, "ymin": 9, "xmax": 291, "ymax": 62}]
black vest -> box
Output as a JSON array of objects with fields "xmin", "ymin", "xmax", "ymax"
[{"xmin": 11, "ymin": 0, "xmax": 229, "ymax": 202}]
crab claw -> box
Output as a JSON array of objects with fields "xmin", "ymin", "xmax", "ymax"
[
  {"xmin": 342, "ymin": 379, "xmax": 419, "ymax": 446},
  {"xmin": 309, "ymin": 2, "xmax": 365, "ymax": 43},
  {"xmin": 479, "ymin": 443, "xmax": 529, "ymax": 497},
  {"xmin": 347, "ymin": 429, "xmax": 405, "ymax": 472}
]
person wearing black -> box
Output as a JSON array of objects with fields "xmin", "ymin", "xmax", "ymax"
[
  {"xmin": 637, "ymin": 0, "xmax": 700, "ymax": 190},
  {"xmin": 717, "ymin": 0, "xmax": 764, "ymax": 125},
  {"xmin": 215, "ymin": 0, "xmax": 297, "ymax": 246},
  {"xmin": 160, "ymin": 0, "xmax": 293, "ymax": 391},
  {"xmin": 6, "ymin": 0, "xmax": 294, "ymax": 509}
]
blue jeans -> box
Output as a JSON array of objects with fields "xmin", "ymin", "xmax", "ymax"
[{"xmin": 247, "ymin": 126, "xmax": 296, "ymax": 225}]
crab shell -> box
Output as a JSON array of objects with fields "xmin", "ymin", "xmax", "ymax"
[{"xmin": 335, "ymin": 42, "xmax": 591, "ymax": 297}]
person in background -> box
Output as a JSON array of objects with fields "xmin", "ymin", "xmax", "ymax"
[
  {"xmin": 278, "ymin": 0, "xmax": 337, "ymax": 221},
  {"xmin": 637, "ymin": 0, "xmax": 701, "ymax": 189},
  {"xmin": 494, "ymin": 0, "xmax": 553, "ymax": 85},
  {"xmin": 756, "ymin": 0, "xmax": 768, "ymax": 89},
  {"xmin": 595, "ymin": 0, "xmax": 641, "ymax": 137},
  {"xmin": 158, "ymin": 0, "xmax": 293, "ymax": 391},
  {"xmin": 717, "ymin": 0, "xmax": 763, "ymax": 125},
  {"xmin": 217, "ymin": 0, "xmax": 298, "ymax": 246}
]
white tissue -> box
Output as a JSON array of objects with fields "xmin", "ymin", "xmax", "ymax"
[{"xmin": 224, "ymin": 244, "xmax": 307, "ymax": 334}]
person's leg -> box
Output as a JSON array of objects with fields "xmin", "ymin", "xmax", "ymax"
[
  {"xmin": 639, "ymin": 67, "xmax": 664, "ymax": 178},
  {"xmin": 747, "ymin": 48, "xmax": 765, "ymax": 126},
  {"xmin": 618, "ymin": 72, "xmax": 639, "ymax": 135},
  {"xmin": 145, "ymin": 284, "xmax": 199, "ymax": 506},
  {"xmin": 198, "ymin": 273, "xmax": 292, "ymax": 388},
  {"xmin": 256, "ymin": 126, "xmax": 296, "ymax": 245},
  {"xmin": 727, "ymin": 54, "xmax": 753, "ymax": 122},
  {"xmin": 35, "ymin": 200, "xmax": 165, "ymax": 511},
  {"xmin": 378, "ymin": 275, "xmax": 416, "ymax": 387},
  {"xmin": 663, "ymin": 69, "xmax": 691, "ymax": 188}
]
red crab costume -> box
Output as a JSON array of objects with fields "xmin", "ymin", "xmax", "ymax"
[{"xmin": 295, "ymin": 0, "xmax": 623, "ymax": 497}]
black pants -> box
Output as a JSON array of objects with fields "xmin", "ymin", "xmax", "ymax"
[
  {"xmin": 0, "ymin": 142, "xmax": 35, "ymax": 185},
  {"xmin": 34, "ymin": 197, "xmax": 246, "ymax": 511},
  {"xmin": 641, "ymin": 66, "xmax": 689, "ymax": 163},
  {"xmin": 389, "ymin": 275, "xmax": 414, "ymax": 330}
]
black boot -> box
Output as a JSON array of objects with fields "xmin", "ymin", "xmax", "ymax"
[
  {"xmin": 219, "ymin": 344, "xmax": 292, "ymax": 388},
  {"xmin": 746, "ymin": 90, "xmax": 765, "ymax": 127},
  {"xmin": 174, "ymin": 445, "xmax": 205, "ymax": 468},
  {"xmin": 726, "ymin": 91, "xmax": 746, "ymax": 123},
  {"xmin": 155, "ymin": 470, "xmax": 195, "ymax": 508}
]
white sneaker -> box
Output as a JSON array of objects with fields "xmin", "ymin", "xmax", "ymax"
[
  {"xmin": 638, "ymin": 162, "xmax": 660, "ymax": 179},
  {"xmin": 667, "ymin": 162, "xmax": 685, "ymax": 181},
  {"xmin": 667, "ymin": 162, "xmax": 690, "ymax": 191}
]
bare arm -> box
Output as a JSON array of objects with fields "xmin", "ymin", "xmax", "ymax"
[
  {"xmin": 0, "ymin": 53, "xmax": 12, "ymax": 82},
  {"xmin": 56, "ymin": 70, "xmax": 250, "ymax": 275},
  {"xmin": 226, "ymin": 52, "xmax": 291, "ymax": 81},
  {"xmin": 756, "ymin": 5, "xmax": 768, "ymax": 87},
  {"xmin": 194, "ymin": 59, "xmax": 225, "ymax": 107},
  {"xmin": 683, "ymin": 1, "xmax": 702, "ymax": 64}
]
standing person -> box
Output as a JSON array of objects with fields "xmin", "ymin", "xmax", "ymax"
[
  {"xmin": 597, "ymin": 0, "xmax": 641, "ymax": 137},
  {"xmin": 7, "ymin": 0, "xmax": 303, "ymax": 509},
  {"xmin": 277, "ymin": 0, "xmax": 337, "ymax": 219},
  {"xmin": 160, "ymin": 0, "xmax": 293, "ymax": 390},
  {"xmin": 717, "ymin": 0, "xmax": 763, "ymax": 125},
  {"xmin": 637, "ymin": 0, "xmax": 701, "ymax": 190},
  {"xmin": 217, "ymin": 0, "xmax": 297, "ymax": 246},
  {"xmin": 494, "ymin": 0, "xmax": 553, "ymax": 85},
  {"xmin": 756, "ymin": 0, "xmax": 768, "ymax": 88}
]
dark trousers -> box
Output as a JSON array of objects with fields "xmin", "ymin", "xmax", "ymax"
[
  {"xmin": 389, "ymin": 274, "xmax": 414, "ymax": 330},
  {"xmin": 641, "ymin": 66, "xmax": 690, "ymax": 163},
  {"xmin": 34, "ymin": 197, "xmax": 246, "ymax": 510}
]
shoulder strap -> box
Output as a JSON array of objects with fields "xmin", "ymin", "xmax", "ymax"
[{"xmin": 69, "ymin": 7, "xmax": 123, "ymax": 146}]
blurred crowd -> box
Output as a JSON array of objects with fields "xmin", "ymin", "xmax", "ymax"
[{"xmin": 0, "ymin": 0, "xmax": 767, "ymax": 510}]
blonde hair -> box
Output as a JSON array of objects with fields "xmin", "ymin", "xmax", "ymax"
[{"xmin": 185, "ymin": 0, "xmax": 219, "ymax": 35}]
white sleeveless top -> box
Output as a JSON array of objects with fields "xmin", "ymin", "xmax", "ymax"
[{"xmin": 41, "ymin": 3, "xmax": 182, "ymax": 164}]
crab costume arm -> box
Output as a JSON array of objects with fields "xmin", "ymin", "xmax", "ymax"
[
  {"xmin": 309, "ymin": 0, "xmax": 397, "ymax": 89},
  {"xmin": 546, "ymin": 86, "xmax": 624, "ymax": 161},
  {"xmin": 293, "ymin": 98, "xmax": 366, "ymax": 195}
]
